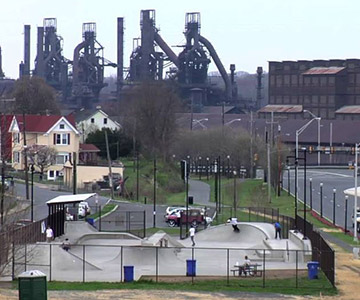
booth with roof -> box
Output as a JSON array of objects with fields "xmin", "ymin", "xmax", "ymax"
[{"xmin": 46, "ymin": 193, "xmax": 96, "ymax": 238}]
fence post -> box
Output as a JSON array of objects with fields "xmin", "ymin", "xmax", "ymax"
[
  {"xmin": 120, "ymin": 246, "xmax": 123, "ymax": 282},
  {"xmin": 83, "ymin": 245, "xmax": 85, "ymax": 283},
  {"xmin": 49, "ymin": 244, "xmax": 52, "ymax": 281},
  {"xmin": 143, "ymin": 210, "xmax": 146, "ymax": 238},
  {"xmin": 156, "ymin": 247, "xmax": 159, "ymax": 283},
  {"xmin": 295, "ymin": 250, "xmax": 298, "ymax": 288},
  {"xmin": 248, "ymin": 208, "xmax": 251, "ymax": 222},
  {"xmin": 192, "ymin": 247, "xmax": 195, "ymax": 285},
  {"xmin": 99, "ymin": 205, "xmax": 102, "ymax": 231},
  {"xmin": 227, "ymin": 248, "xmax": 229, "ymax": 286},
  {"xmin": 262, "ymin": 249, "xmax": 265, "ymax": 288},
  {"xmin": 12, "ymin": 241, "xmax": 15, "ymax": 280},
  {"xmin": 24, "ymin": 243, "xmax": 27, "ymax": 272}
]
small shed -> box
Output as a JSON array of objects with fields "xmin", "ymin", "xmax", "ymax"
[{"xmin": 46, "ymin": 193, "xmax": 96, "ymax": 238}]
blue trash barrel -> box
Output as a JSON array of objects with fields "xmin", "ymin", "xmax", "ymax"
[
  {"xmin": 307, "ymin": 261, "xmax": 319, "ymax": 279},
  {"xmin": 124, "ymin": 265, "xmax": 134, "ymax": 282},
  {"xmin": 186, "ymin": 259, "xmax": 196, "ymax": 276}
]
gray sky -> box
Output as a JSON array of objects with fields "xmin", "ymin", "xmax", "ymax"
[{"xmin": 1, "ymin": 0, "xmax": 359, "ymax": 79}]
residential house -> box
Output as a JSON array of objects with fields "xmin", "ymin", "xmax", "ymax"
[
  {"xmin": 75, "ymin": 107, "xmax": 121, "ymax": 143},
  {"xmin": 9, "ymin": 114, "xmax": 80, "ymax": 180}
]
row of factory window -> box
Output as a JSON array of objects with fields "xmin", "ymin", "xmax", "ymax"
[
  {"xmin": 270, "ymin": 95, "xmax": 336, "ymax": 105},
  {"xmin": 270, "ymin": 75, "xmax": 337, "ymax": 87},
  {"xmin": 270, "ymin": 62, "xmax": 360, "ymax": 72}
]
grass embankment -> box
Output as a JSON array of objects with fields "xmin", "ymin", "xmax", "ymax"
[
  {"xmin": 114, "ymin": 157, "xmax": 185, "ymax": 205},
  {"xmin": 24, "ymin": 274, "xmax": 336, "ymax": 296},
  {"xmin": 213, "ymin": 178, "xmax": 359, "ymax": 248},
  {"xmin": 86, "ymin": 203, "xmax": 117, "ymax": 220}
]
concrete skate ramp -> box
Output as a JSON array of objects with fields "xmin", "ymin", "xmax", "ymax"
[
  {"xmin": 196, "ymin": 223, "xmax": 274, "ymax": 244},
  {"xmin": 76, "ymin": 232, "xmax": 141, "ymax": 245},
  {"xmin": 64, "ymin": 221, "xmax": 98, "ymax": 235}
]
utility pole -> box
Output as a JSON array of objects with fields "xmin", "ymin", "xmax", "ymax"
[
  {"xmin": 266, "ymin": 130, "xmax": 271, "ymax": 203},
  {"xmin": 104, "ymin": 130, "xmax": 114, "ymax": 199},
  {"xmin": 22, "ymin": 113, "xmax": 29, "ymax": 200},
  {"xmin": 72, "ymin": 152, "xmax": 77, "ymax": 194},
  {"xmin": 250, "ymin": 111, "xmax": 254, "ymax": 179},
  {"xmin": 153, "ymin": 157, "xmax": 157, "ymax": 228}
]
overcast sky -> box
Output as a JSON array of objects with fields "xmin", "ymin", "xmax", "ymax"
[{"xmin": 1, "ymin": 0, "xmax": 360, "ymax": 79}]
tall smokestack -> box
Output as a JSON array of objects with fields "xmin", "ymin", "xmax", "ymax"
[
  {"xmin": 117, "ymin": 17, "xmax": 124, "ymax": 96},
  {"xmin": 24, "ymin": 25, "xmax": 31, "ymax": 76},
  {"xmin": 35, "ymin": 26, "xmax": 45, "ymax": 77},
  {"xmin": 256, "ymin": 66, "xmax": 263, "ymax": 110},
  {"xmin": 0, "ymin": 46, "xmax": 4, "ymax": 78}
]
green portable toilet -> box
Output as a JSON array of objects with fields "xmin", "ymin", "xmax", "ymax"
[{"xmin": 18, "ymin": 270, "xmax": 47, "ymax": 300}]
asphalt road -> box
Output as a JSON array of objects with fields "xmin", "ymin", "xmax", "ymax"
[
  {"xmin": 13, "ymin": 179, "xmax": 213, "ymax": 230},
  {"xmin": 286, "ymin": 168, "xmax": 358, "ymax": 233}
]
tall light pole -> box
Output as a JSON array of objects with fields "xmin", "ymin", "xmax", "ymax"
[
  {"xmin": 304, "ymin": 110, "xmax": 321, "ymax": 166},
  {"xmin": 332, "ymin": 188, "xmax": 336, "ymax": 225},
  {"xmin": 233, "ymin": 170, "xmax": 237, "ymax": 217},
  {"xmin": 296, "ymin": 117, "xmax": 320, "ymax": 200},
  {"xmin": 320, "ymin": 182, "xmax": 323, "ymax": 218},
  {"xmin": 206, "ymin": 157, "xmax": 209, "ymax": 180},
  {"xmin": 354, "ymin": 144, "xmax": 359, "ymax": 242}
]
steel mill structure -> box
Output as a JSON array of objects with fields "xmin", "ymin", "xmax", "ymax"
[{"xmin": 12, "ymin": 10, "xmax": 240, "ymax": 109}]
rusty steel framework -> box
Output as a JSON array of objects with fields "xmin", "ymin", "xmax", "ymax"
[
  {"xmin": 127, "ymin": 11, "xmax": 233, "ymax": 105},
  {"xmin": 33, "ymin": 18, "xmax": 70, "ymax": 100},
  {"xmin": 72, "ymin": 22, "xmax": 116, "ymax": 106},
  {"xmin": 128, "ymin": 10, "xmax": 179, "ymax": 82}
]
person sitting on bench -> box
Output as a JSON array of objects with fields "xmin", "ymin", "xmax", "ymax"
[{"xmin": 239, "ymin": 255, "xmax": 251, "ymax": 275}]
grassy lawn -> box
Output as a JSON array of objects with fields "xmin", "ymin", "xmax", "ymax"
[
  {"xmin": 15, "ymin": 273, "xmax": 336, "ymax": 296},
  {"xmin": 86, "ymin": 204, "xmax": 117, "ymax": 220},
  {"xmin": 116, "ymin": 157, "xmax": 184, "ymax": 205}
]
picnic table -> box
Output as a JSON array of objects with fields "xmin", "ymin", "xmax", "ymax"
[{"xmin": 231, "ymin": 263, "xmax": 262, "ymax": 277}]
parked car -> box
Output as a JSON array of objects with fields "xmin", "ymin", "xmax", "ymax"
[
  {"xmin": 165, "ymin": 207, "xmax": 210, "ymax": 227},
  {"xmin": 78, "ymin": 201, "xmax": 91, "ymax": 218},
  {"xmin": 0, "ymin": 176, "xmax": 10, "ymax": 190}
]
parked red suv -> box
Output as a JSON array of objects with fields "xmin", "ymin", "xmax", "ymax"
[{"xmin": 165, "ymin": 208, "xmax": 206, "ymax": 227}]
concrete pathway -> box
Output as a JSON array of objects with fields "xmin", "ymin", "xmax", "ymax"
[{"xmin": 188, "ymin": 179, "xmax": 212, "ymax": 206}]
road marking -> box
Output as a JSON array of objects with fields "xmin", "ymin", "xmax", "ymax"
[{"xmin": 298, "ymin": 171, "xmax": 353, "ymax": 178}]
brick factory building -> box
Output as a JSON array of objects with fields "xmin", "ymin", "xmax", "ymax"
[{"xmin": 260, "ymin": 59, "xmax": 360, "ymax": 120}]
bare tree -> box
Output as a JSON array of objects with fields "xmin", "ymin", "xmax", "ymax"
[
  {"xmin": 12, "ymin": 76, "xmax": 60, "ymax": 115},
  {"xmin": 123, "ymin": 81, "xmax": 182, "ymax": 160},
  {"xmin": 27, "ymin": 145, "xmax": 57, "ymax": 180}
]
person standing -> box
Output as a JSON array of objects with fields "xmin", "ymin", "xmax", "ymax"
[
  {"xmin": 46, "ymin": 226, "xmax": 54, "ymax": 243},
  {"xmin": 189, "ymin": 226, "xmax": 196, "ymax": 246},
  {"xmin": 274, "ymin": 222, "xmax": 282, "ymax": 239}
]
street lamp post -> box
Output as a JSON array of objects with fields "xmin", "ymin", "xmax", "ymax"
[
  {"xmin": 345, "ymin": 195, "xmax": 349, "ymax": 234},
  {"xmin": 199, "ymin": 156, "xmax": 202, "ymax": 180},
  {"xmin": 233, "ymin": 171, "xmax": 237, "ymax": 217},
  {"xmin": 333, "ymin": 188, "xmax": 336, "ymax": 225},
  {"xmin": 287, "ymin": 166, "xmax": 290, "ymax": 196},
  {"xmin": 354, "ymin": 143, "xmax": 359, "ymax": 242},
  {"xmin": 304, "ymin": 110, "xmax": 321, "ymax": 166},
  {"xmin": 206, "ymin": 157, "xmax": 209, "ymax": 180},
  {"xmin": 136, "ymin": 152, "xmax": 139, "ymax": 201},
  {"xmin": 227, "ymin": 155, "xmax": 230, "ymax": 179},
  {"xmin": 320, "ymin": 183, "xmax": 323, "ymax": 218},
  {"xmin": 309, "ymin": 178, "xmax": 313, "ymax": 211},
  {"xmin": 295, "ymin": 116, "xmax": 321, "ymax": 199},
  {"xmin": 153, "ymin": 158, "xmax": 157, "ymax": 228},
  {"xmin": 31, "ymin": 164, "xmax": 35, "ymax": 222}
]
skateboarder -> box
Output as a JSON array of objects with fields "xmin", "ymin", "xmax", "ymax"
[
  {"xmin": 275, "ymin": 222, "xmax": 282, "ymax": 239},
  {"xmin": 228, "ymin": 217, "xmax": 240, "ymax": 232}
]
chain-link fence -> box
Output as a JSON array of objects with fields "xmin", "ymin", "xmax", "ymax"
[{"xmin": 9, "ymin": 242, "xmax": 333, "ymax": 290}]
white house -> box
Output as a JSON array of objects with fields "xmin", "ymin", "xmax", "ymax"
[{"xmin": 76, "ymin": 107, "xmax": 121, "ymax": 143}]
